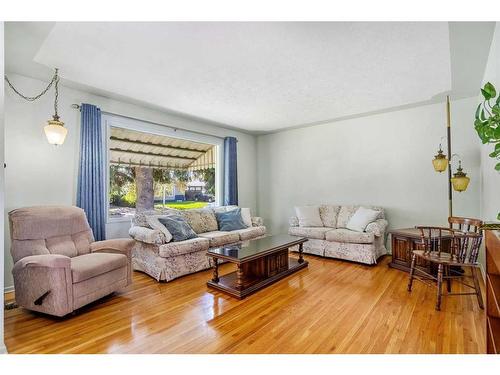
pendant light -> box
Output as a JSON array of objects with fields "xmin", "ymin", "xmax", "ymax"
[
  {"xmin": 432, "ymin": 143, "xmax": 448, "ymax": 172},
  {"xmin": 5, "ymin": 68, "xmax": 67, "ymax": 145},
  {"xmin": 450, "ymin": 160, "xmax": 470, "ymax": 192}
]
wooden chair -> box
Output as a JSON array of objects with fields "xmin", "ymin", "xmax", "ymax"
[
  {"xmin": 407, "ymin": 226, "xmax": 483, "ymax": 311},
  {"xmin": 448, "ymin": 216, "xmax": 483, "ymax": 233}
]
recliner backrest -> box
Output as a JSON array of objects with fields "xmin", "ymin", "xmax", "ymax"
[{"xmin": 9, "ymin": 206, "xmax": 94, "ymax": 263}]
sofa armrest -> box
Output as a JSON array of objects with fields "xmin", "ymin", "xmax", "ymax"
[
  {"xmin": 91, "ymin": 239, "xmax": 135, "ymax": 285},
  {"xmin": 289, "ymin": 216, "xmax": 299, "ymax": 227},
  {"xmin": 365, "ymin": 219, "xmax": 388, "ymax": 237},
  {"xmin": 129, "ymin": 226, "xmax": 166, "ymax": 245},
  {"xmin": 251, "ymin": 216, "xmax": 264, "ymax": 227},
  {"xmin": 12, "ymin": 254, "xmax": 73, "ymax": 317}
]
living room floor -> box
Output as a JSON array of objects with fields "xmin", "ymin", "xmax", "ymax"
[{"xmin": 4, "ymin": 255, "xmax": 485, "ymax": 354}]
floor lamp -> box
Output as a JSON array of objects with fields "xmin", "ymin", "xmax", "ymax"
[{"xmin": 432, "ymin": 96, "xmax": 471, "ymax": 219}]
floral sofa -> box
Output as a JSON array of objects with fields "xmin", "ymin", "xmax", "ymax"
[
  {"xmin": 288, "ymin": 205, "xmax": 388, "ymax": 265},
  {"xmin": 130, "ymin": 207, "xmax": 266, "ymax": 282}
]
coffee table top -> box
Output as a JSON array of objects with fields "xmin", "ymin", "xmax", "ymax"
[{"xmin": 207, "ymin": 234, "xmax": 307, "ymax": 262}]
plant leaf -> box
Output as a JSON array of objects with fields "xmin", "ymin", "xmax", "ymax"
[
  {"xmin": 482, "ymin": 88, "xmax": 492, "ymax": 100},
  {"xmin": 480, "ymin": 108, "xmax": 486, "ymax": 121},
  {"xmin": 496, "ymin": 162, "xmax": 500, "ymax": 171},
  {"xmin": 493, "ymin": 105, "xmax": 500, "ymax": 115},
  {"xmin": 475, "ymin": 103, "xmax": 482, "ymax": 119},
  {"xmin": 484, "ymin": 82, "xmax": 497, "ymax": 98}
]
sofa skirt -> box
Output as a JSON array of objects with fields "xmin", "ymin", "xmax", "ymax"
[{"xmin": 290, "ymin": 236, "xmax": 387, "ymax": 265}]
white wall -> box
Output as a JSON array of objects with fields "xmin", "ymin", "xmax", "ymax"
[
  {"xmin": 257, "ymin": 97, "xmax": 482, "ymax": 238},
  {"xmin": 0, "ymin": 21, "xmax": 7, "ymax": 354},
  {"xmin": 480, "ymin": 22, "xmax": 500, "ymax": 222},
  {"xmin": 3, "ymin": 73, "xmax": 258, "ymax": 291}
]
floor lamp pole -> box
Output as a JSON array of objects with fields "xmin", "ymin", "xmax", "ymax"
[{"xmin": 446, "ymin": 95, "xmax": 453, "ymax": 220}]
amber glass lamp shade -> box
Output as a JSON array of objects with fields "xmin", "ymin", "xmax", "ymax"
[
  {"xmin": 44, "ymin": 115, "xmax": 67, "ymax": 146},
  {"xmin": 432, "ymin": 148, "xmax": 448, "ymax": 172},
  {"xmin": 450, "ymin": 161, "xmax": 470, "ymax": 192}
]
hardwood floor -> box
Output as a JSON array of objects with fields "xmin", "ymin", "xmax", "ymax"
[{"xmin": 4, "ymin": 255, "xmax": 486, "ymax": 354}]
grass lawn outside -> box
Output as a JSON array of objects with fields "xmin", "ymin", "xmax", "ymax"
[{"xmin": 155, "ymin": 201, "xmax": 209, "ymax": 210}]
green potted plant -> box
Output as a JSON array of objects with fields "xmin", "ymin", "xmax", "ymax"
[{"xmin": 474, "ymin": 82, "xmax": 500, "ymax": 220}]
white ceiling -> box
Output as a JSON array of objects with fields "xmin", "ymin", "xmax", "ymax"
[{"xmin": 4, "ymin": 22, "xmax": 496, "ymax": 133}]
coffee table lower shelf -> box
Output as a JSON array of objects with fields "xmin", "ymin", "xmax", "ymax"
[{"xmin": 207, "ymin": 258, "xmax": 308, "ymax": 299}]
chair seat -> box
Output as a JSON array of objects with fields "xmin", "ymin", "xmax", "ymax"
[
  {"xmin": 412, "ymin": 250, "xmax": 479, "ymax": 267},
  {"xmin": 71, "ymin": 253, "xmax": 127, "ymax": 283}
]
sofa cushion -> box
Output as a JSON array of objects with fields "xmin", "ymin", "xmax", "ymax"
[
  {"xmin": 231, "ymin": 226, "xmax": 266, "ymax": 241},
  {"xmin": 179, "ymin": 209, "xmax": 218, "ymax": 234},
  {"xmin": 325, "ymin": 228, "xmax": 375, "ymax": 244},
  {"xmin": 337, "ymin": 205, "xmax": 385, "ymax": 228},
  {"xmin": 295, "ymin": 206, "xmax": 323, "ymax": 227},
  {"xmin": 346, "ymin": 207, "xmax": 381, "ymax": 232},
  {"xmin": 215, "ymin": 208, "xmax": 247, "ymax": 231},
  {"xmin": 198, "ymin": 231, "xmax": 240, "ymax": 247},
  {"xmin": 158, "ymin": 215, "xmax": 198, "ymax": 242},
  {"xmin": 71, "ymin": 253, "xmax": 127, "ymax": 283},
  {"xmin": 288, "ymin": 226, "xmax": 333, "ymax": 240},
  {"xmin": 158, "ymin": 237, "xmax": 210, "ymax": 258},
  {"xmin": 319, "ymin": 205, "xmax": 340, "ymax": 228}
]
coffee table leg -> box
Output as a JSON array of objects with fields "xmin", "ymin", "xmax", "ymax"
[
  {"xmin": 298, "ymin": 243, "xmax": 304, "ymax": 264},
  {"xmin": 212, "ymin": 258, "xmax": 219, "ymax": 283},
  {"xmin": 236, "ymin": 264, "xmax": 243, "ymax": 289}
]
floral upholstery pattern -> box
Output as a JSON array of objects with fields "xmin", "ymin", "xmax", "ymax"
[
  {"xmin": 325, "ymin": 228, "xmax": 374, "ymax": 244},
  {"xmin": 289, "ymin": 204, "xmax": 387, "ymax": 265},
  {"xmin": 336, "ymin": 205, "xmax": 385, "ymax": 228},
  {"xmin": 128, "ymin": 226, "xmax": 165, "ymax": 245},
  {"xmin": 231, "ymin": 226, "xmax": 266, "ymax": 241},
  {"xmin": 198, "ymin": 231, "xmax": 240, "ymax": 247},
  {"xmin": 288, "ymin": 226, "xmax": 333, "ymax": 240},
  {"xmin": 289, "ymin": 216, "xmax": 299, "ymax": 227},
  {"xmin": 365, "ymin": 219, "xmax": 389, "ymax": 237},
  {"xmin": 179, "ymin": 209, "xmax": 218, "ymax": 234},
  {"xmin": 290, "ymin": 239, "xmax": 327, "ymax": 257},
  {"xmin": 131, "ymin": 209, "xmax": 266, "ymax": 282},
  {"xmin": 132, "ymin": 208, "xmax": 179, "ymax": 228},
  {"xmin": 158, "ymin": 237, "xmax": 210, "ymax": 258},
  {"xmin": 319, "ymin": 205, "xmax": 340, "ymax": 228},
  {"xmin": 132, "ymin": 241, "xmax": 211, "ymax": 282}
]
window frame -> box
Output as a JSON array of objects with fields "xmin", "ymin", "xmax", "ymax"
[{"xmin": 102, "ymin": 113, "xmax": 224, "ymax": 223}]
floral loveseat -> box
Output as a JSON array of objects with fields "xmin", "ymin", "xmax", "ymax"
[
  {"xmin": 288, "ymin": 205, "xmax": 388, "ymax": 265},
  {"xmin": 130, "ymin": 206, "xmax": 265, "ymax": 282}
]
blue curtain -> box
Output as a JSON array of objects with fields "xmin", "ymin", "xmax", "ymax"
[
  {"xmin": 223, "ymin": 137, "xmax": 238, "ymax": 206},
  {"xmin": 77, "ymin": 103, "xmax": 106, "ymax": 241}
]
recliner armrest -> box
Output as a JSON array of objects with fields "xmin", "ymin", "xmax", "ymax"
[
  {"xmin": 13, "ymin": 254, "xmax": 71, "ymax": 272},
  {"xmin": 90, "ymin": 238, "xmax": 135, "ymax": 256},
  {"xmin": 365, "ymin": 219, "xmax": 388, "ymax": 237}
]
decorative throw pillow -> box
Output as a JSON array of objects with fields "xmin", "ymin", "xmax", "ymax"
[
  {"xmin": 179, "ymin": 208, "xmax": 218, "ymax": 234},
  {"xmin": 319, "ymin": 205, "xmax": 340, "ymax": 228},
  {"xmin": 145, "ymin": 215, "xmax": 173, "ymax": 242},
  {"xmin": 158, "ymin": 215, "xmax": 198, "ymax": 242},
  {"xmin": 295, "ymin": 206, "xmax": 323, "ymax": 227},
  {"xmin": 215, "ymin": 208, "xmax": 247, "ymax": 231},
  {"xmin": 346, "ymin": 207, "xmax": 381, "ymax": 232}
]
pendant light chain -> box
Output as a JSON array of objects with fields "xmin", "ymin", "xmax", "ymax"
[
  {"xmin": 54, "ymin": 69, "xmax": 60, "ymax": 118},
  {"xmin": 4, "ymin": 68, "xmax": 59, "ymax": 103}
]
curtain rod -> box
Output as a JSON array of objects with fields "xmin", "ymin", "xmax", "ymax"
[{"xmin": 71, "ymin": 103, "xmax": 235, "ymax": 141}]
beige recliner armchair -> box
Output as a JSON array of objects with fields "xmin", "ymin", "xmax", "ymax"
[{"xmin": 9, "ymin": 206, "xmax": 134, "ymax": 317}]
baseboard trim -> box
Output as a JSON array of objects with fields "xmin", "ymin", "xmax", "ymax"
[
  {"xmin": 4, "ymin": 286, "xmax": 14, "ymax": 294},
  {"xmin": 0, "ymin": 343, "xmax": 7, "ymax": 354}
]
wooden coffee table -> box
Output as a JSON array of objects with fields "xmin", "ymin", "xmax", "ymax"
[{"xmin": 206, "ymin": 234, "xmax": 308, "ymax": 299}]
